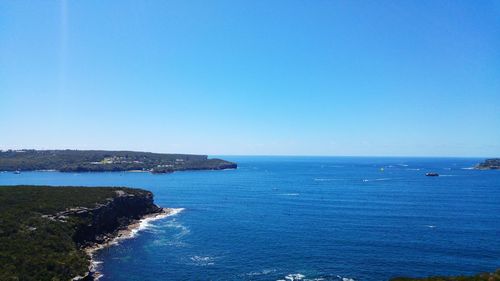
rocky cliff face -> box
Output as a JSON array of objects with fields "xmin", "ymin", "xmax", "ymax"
[
  {"xmin": 59, "ymin": 189, "xmax": 165, "ymax": 281},
  {"xmin": 74, "ymin": 191, "xmax": 162, "ymax": 247},
  {"xmin": 475, "ymin": 158, "xmax": 500, "ymax": 170},
  {"xmin": 46, "ymin": 190, "xmax": 163, "ymax": 248}
]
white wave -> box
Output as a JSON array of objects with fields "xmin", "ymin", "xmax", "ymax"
[
  {"xmin": 426, "ymin": 225, "xmax": 437, "ymax": 228},
  {"xmin": 129, "ymin": 208, "xmax": 185, "ymax": 238},
  {"xmin": 87, "ymin": 260, "xmax": 104, "ymax": 280},
  {"xmin": 461, "ymin": 167, "xmax": 474, "ymax": 170},
  {"xmin": 167, "ymin": 207, "xmax": 185, "ymax": 217},
  {"xmin": 189, "ymin": 255, "xmax": 216, "ymax": 266},
  {"xmin": 276, "ymin": 273, "xmax": 328, "ymax": 281},
  {"xmin": 279, "ymin": 193, "xmax": 300, "ymax": 196},
  {"xmin": 86, "ymin": 207, "xmax": 186, "ymax": 280},
  {"xmin": 284, "ymin": 273, "xmax": 306, "ymax": 281},
  {"xmin": 439, "ymin": 174, "xmax": 457, "ymax": 177},
  {"xmin": 406, "ymin": 168, "xmax": 421, "ymax": 171},
  {"xmin": 337, "ymin": 276, "xmax": 356, "ymax": 281}
]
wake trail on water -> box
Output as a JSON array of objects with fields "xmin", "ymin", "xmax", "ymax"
[
  {"xmin": 314, "ymin": 178, "xmax": 346, "ymax": 181},
  {"xmin": 278, "ymin": 193, "xmax": 300, "ymax": 196},
  {"xmin": 362, "ymin": 178, "xmax": 394, "ymax": 182}
]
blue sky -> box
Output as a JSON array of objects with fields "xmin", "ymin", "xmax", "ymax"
[{"xmin": 1, "ymin": 0, "xmax": 499, "ymax": 156}]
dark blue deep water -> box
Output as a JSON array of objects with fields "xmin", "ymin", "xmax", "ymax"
[{"xmin": 1, "ymin": 157, "xmax": 500, "ymax": 281}]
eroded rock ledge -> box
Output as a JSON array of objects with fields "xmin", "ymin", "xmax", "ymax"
[
  {"xmin": 70, "ymin": 190, "xmax": 162, "ymax": 247},
  {"xmin": 66, "ymin": 190, "xmax": 164, "ymax": 280}
]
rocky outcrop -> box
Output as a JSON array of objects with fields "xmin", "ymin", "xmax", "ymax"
[
  {"xmin": 43, "ymin": 189, "xmax": 163, "ymax": 247},
  {"xmin": 475, "ymin": 158, "xmax": 500, "ymax": 170},
  {"xmin": 61, "ymin": 190, "xmax": 163, "ymax": 247},
  {"xmin": 58, "ymin": 189, "xmax": 165, "ymax": 280}
]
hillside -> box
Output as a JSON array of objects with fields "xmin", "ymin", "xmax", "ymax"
[
  {"xmin": 0, "ymin": 185, "xmax": 163, "ymax": 281},
  {"xmin": 0, "ymin": 149, "xmax": 236, "ymax": 173}
]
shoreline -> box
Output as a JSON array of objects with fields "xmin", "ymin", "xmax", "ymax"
[
  {"xmin": 77, "ymin": 207, "xmax": 184, "ymax": 280},
  {"xmin": 5, "ymin": 168, "xmax": 237, "ymax": 174}
]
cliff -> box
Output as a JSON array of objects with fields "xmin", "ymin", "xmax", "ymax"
[
  {"xmin": 0, "ymin": 186, "xmax": 164, "ymax": 281},
  {"xmin": 46, "ymin": 189, "xmax": 163, "ymax": 247},
  {"xmin": 475, "ymin": 158, "xmax": 500, "ymax": 170}
]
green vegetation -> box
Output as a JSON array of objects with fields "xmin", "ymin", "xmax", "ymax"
[
  {"xmin": 475, "ymin": 158, "xmax": 500, "ymax": 170},
  {"xmin": 391, "ymin": 269, "xmax": 500, "ymax": 281},
  {"xmin": 0, "ymin": 149, "xmax": 237, "ymax": 173},
  {"xmin": 0, "ymin": 185, "xmax": 151, "ymax": 281}
]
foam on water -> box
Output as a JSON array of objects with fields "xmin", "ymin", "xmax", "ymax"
[
  {"xmin": 337, "ymin": 277, "xmax": 356, "ymax": 281},
  {"xmin": 283, "ymin": 273, "xmax": 305, "ymax": 281},
  {"xmin": 189, "ymin": 255, "xmax": 216, "ymax": 266},
  {"xmin": 90, "ymin": 208, "xmax": 185, "ymax": 280},
  {"xmin": 278, "ymin": 273, "xmax": 355, "ymax": 281},
  {"xmin": 279, "ymin": 193, "xmax": 300, "ymax": 196},
  {"xmin": 166, "ymin": 219, "xmax": 191, "ymax": 240},
  {"xmin": 150, "ymin": 218, "xmax": 190, "ymax": 247},
  {"xmin": 129, "ymin": 208, "xmax": 185, "ymax": 238}
]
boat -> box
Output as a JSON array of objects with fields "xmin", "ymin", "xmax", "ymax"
[{"xmin": 425, "ymin": 172, "xmax": 439, "ymax": 177}]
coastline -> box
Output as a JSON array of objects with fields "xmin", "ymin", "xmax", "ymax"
[{"xmin": 77, "ymin": 207, "xmax": 184, "ymax": 281}]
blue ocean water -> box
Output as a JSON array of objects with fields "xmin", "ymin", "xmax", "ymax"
[{"xmin": 1, "ymin": 157, "xmax": 500, "ymax": 281}]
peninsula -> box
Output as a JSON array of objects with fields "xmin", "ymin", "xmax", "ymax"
[
  {"xmin": 391, "ymin": 269, "xmax": 500, "ymax": 281},
  {"xmin": 0, "ymin": 149, "xmax": 236, "ymax": 173},
  {"xmin": 475, "ymin": 158, "xmax": 500, "ymax": 170},
  {"xmin": 0, "ymin": 185, "xmax": 167, "ymax": 281}
]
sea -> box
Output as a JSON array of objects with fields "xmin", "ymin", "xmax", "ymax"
[{"xmin": 1, "ymin": 157, "xmax": 499, "ymax": 281}]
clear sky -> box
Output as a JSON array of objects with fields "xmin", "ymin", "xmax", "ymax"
[{"xmin": 1, "ymin": 0, "xmax": 499, "ymax": 156}]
